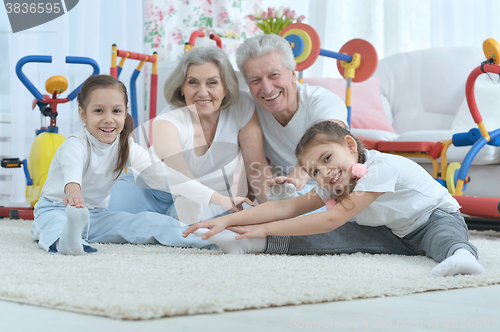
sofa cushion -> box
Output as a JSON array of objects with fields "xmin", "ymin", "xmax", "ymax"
[
  {"xmin": 374, "ymin": 46, "xmax": 485, "ymax": 133},
  {"xmin": 303, "ymin": 77, "xmax": 396, "ymax": 133},
  {"xmin": 351, "ymin": 128, "xmax": 399, "ymax": 141}
]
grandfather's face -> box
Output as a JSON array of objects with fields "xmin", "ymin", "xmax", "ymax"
[{"xmin": 243, "ymin": 52, "xmax": 298, "ymax": 118}]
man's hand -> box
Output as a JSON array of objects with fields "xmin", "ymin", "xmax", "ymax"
[{"xmin": 266, "ymin": 176, "xmax": 303, "ymax": 191}]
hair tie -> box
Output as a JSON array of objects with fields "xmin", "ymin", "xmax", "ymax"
[
  {"xmin": 352, "ymin": 163, "xmax": 368, "ymax": 179},
  {"xmin": 324, "ymin": 163, "xmax": 368, "ymax": 211}
]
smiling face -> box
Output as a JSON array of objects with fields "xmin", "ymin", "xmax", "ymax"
[
  {"xmin": 243, "ymin": 52, "xmax": 298, "ymax": 119},
  {"xmin": 79, "ymin": 87, "xmax": 127, "ymax": 144},
  {"xmin": 300, "ymin": 137, "xmax": 359, "ymax": 193},
  {"xmin": 181, "ymin": 62, "xmax": 226, "ymax": 117}
]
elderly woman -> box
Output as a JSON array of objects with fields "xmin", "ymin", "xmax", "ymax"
[{"xmin": 106, "ymin": 46, "xmax": 271, "ymax": 249}]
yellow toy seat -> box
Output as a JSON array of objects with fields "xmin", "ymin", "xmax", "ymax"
[
  {"xmin": 26, "ymin": 131, "xmax": 65, "ymax": 207},
  {"xmin": 45, "ymin": 75, "xmax": 68, "ymax": 95}
]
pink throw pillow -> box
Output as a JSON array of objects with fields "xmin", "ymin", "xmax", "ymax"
[{"xmin": 302, "ymin": 77, "xmax": 395, "ymax": 133}]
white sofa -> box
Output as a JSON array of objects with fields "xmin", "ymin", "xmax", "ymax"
[{"xmin": 306, "ymin": 46, "xmax": 500, "ymax": 198}]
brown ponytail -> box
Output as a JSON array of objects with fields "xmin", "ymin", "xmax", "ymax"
[{"xmin": 113, "ymin": 112, "xmax": 134, "ymax": 178}]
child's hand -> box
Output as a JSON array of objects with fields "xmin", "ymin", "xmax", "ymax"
[
  {"xmin": 227, "ymin": 224, "xmax": 268, "ymax": 239},
  {"xmin": 63, "ymin": 182, "xmax": 84, "ymax": 208},
  {"xmin": 63, "ymin": 192, "xmax": 85, "ymax": 208},
  {"xmin": 183, "ymin": 219, "xmax": 227, "ymax": 240}
]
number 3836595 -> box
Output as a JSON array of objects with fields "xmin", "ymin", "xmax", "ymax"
[{"xmin": 5, "ymin": 2, "xmax": 62, "ymax": 14}]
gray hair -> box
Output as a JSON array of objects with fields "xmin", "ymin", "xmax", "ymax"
[
  {"xmin": 236, "ymin": 34, "xmax": 296, "ymax": 79},
  {"xmin": 164, "ymin": 46, "xmax": 239, "ymax": 110}
]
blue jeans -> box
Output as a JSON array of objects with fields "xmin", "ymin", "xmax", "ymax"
[
  {"xmin": 31, "ymin": 195, "xmax": 217, "ymax": 253},
  {"xmin": 107, "ymin": 172, "xmax": 177, "ymax": 216}
]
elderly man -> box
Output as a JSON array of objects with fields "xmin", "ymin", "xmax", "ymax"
[
  {"xmin": 236, "ymin": 33, "xmax": 347, "ymax": 193},
  {"xmin": 234, "ymin": 34, "xmax": 413, "ymax": 256}
]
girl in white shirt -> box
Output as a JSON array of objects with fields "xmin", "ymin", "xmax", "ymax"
[
  {"xmin": 184, "ymin": 121, "xmax": 486, "ymax": 277},
  {"xmin": 32, "ymin": 75, "xmax": 212, "ymax": 255}
]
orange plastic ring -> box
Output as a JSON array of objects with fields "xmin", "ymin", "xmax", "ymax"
[{"xmin": 280, "ymin": 23, "xmax": 321, "ymax": 71}]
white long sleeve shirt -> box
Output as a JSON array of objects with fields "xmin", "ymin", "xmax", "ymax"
[{"xmin": 40, "ymin": 128, "xmax": 120, "ymax": 209}]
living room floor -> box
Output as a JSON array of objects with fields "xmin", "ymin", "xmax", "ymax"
[{"xmin": 2, "ymin": 284, "xmax": 498, "ymax": 331}]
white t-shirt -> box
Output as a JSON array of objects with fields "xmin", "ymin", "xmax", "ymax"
[
  {"xmin": 316, "ymin": 150, "xmax": 460, "ymax": 237},
  {"xmin": 151, "ymin": 90, "xmax": 254, "ymax": 218},
  {"xmin": 252, "ymin": 82, "xmax": 347, "ymax": 177},
  {"xmin": 40, "ymin": 128, "xmax": 120, "ymax": 209}
]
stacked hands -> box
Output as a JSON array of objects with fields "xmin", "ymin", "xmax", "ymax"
[
  {"xmin": 183, "ymin": 176, "xmax": 298, "ymax": 241},
  {"xmin": 183, "ymin": 215, "xmax": 267, "ymax": 240},
  {"xmin": 183, "ymin": 164, "xmax": 369, "ymax": 241}
]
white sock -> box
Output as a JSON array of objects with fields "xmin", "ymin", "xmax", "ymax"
[
  {"xmin": 193, "ymin": 228, "xmax": 267, "ymax": 254},
  {"xmin": 268, "ymin": 182, "xmax": 297, "ymax": 201},
  {"xmin": 58, "ymin": 205, "xmax": 89, "ymax": 256},
  {"xmin": 175, "ymin": 196, "xmax": 202, "ymax": 226},
  {"xmin": 429, "ymin": 249, "xmax": 486, "ymax": 277}
]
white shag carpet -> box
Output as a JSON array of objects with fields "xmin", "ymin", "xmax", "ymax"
[{"xmin": 1, "ymin": 219, "xmax": 499, "ymax": 320}]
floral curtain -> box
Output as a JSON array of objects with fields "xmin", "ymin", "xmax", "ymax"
[{"xmin": 144, "ymin": 0, "xmax": 261, "ymax": 62}]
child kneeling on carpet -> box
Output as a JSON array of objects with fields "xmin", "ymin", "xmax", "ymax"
[{"xmin": 184, "ymin": 121, "xmax": 486, "ymax": 277}]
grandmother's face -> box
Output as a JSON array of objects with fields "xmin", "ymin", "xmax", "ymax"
[{"xmin": 181, "ymin": 62, "xmax": 226, "ymax": 117}]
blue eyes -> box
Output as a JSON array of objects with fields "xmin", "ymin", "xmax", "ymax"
[
  {"xmin": 324, "ymin": 155, "xmax": 330, "ymax": 162},
  {"xmin": 313, "ymin": 170, "xmax": 319, "ymax": 176}
]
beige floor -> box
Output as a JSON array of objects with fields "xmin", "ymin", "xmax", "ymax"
[{"xmin": 1, "ymin": 284, "xmax": 499, "ymax": 332}]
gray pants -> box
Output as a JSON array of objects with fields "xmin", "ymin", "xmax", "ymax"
[{"xmin": 265, "ymin": 209, "xmax": 477, "ymax": 262}]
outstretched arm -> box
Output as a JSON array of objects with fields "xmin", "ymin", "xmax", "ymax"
[
  {"xmin": 229, "ymin": 191, "xmax": 382, "ymax": 239},
  {"xmin": 183, "ymin": 189, "xmax": 325, "ymax": 239}
]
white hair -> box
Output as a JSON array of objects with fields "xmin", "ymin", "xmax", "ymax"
[{"xmin": 236, "ymin": 34, "xmax": 296, "ymax": 79}]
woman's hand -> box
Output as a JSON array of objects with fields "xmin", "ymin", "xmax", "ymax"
[
  {"xmin": 63, "ymin": 183, "xmax": 85, "ymax": 208},
  {"xmin": 227, "ymin": 224, "xmax": 268, "ymax": 239},
  {"xmin": 229, "ymin": 196, "xmax": 255, "ymax": 212},
  {"xmin": 210, "ymin": 192, "xmax": 254, "ymax": 212},
  {"xmin": 183, "ymin": 218, "xmax": 228, "ymax": 240}
]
